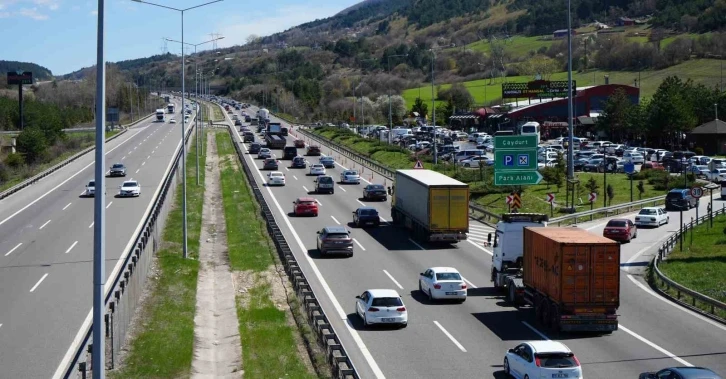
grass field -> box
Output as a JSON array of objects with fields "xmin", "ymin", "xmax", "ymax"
[
  {"xmin": 462, "ymin": 35, "xmax": 554, "ymax": 58},
  {"xmin": 111, "ymin": 130, "xmax": 206, "ymax": 378},
  {"xmin": 215, "ymin": 132, "xmax": 321, "ymax": 378},
  {"xmin": 655, "ymin": 213, "xmax": 726, "ymax": 320},
  {"xmin": 402, "ymin": 58, "xmax": 725, "ymax": 107}
]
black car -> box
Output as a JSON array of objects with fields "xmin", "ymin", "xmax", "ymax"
[
  {"xmin": 234, "ymin": 119, "xmax": 242, "ymax": 126},
  {"xmin": 263, "ymin": 158, "xmax": 279, "ymax": 170},
  {"xmin": 109, "ymin": 163, "xmax": 126, "ymax": 177},
  {"xmin": 249, "ymin": 142, "xmax": 261, "ymax": 154},
  {"xmin": 245, "ymin": 115, "xmax": 251, "ymax": 122},
  {"xmin": 665, "ymin": 189, "xmax": 697, "ymax": 211},
  {"xmin": 281, "ymin": 127, "xmax": 289, "ymax": 136},
  {"xmin": 352, "ymin": 206, "xmax": 380, "ymax": 227},
  {"xmin": 282, "ymin": 146, "xmax": 298, "ymax": 160},
  {"xmin": 291, "ymin": 156, "xmax": 307, "ymax": 168},
  {"xmin": 243, "ymin": 132, "xmax": 255, "ymax": 143},
  {"xmin": 639, "ymin": 366, "xmax": 722, "ymax": 379},
  {"xmin": 362, "ymin": 184, "xmax": 387, "ymax": 201}
]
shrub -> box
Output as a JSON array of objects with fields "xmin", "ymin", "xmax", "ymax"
[
  {"xmin": 16, "ymin": 127, "xmax": 48, "ymax": 164},
  {"xmin": 4, "ymin": 152, "xmax": 24, "ymax": 168}
]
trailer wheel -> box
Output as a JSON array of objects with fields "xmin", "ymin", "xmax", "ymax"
[{"xmin": 508, "ymin": 282, "xmax": 517, "ymax": 306}]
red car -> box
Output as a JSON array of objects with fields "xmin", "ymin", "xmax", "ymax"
[
  {"xmin": 294, "ymin": 139, "xmax": 306, "ymax": 148},
  {"xmin": 603, "ymin": 218, "xmax": 637, "ymax": 243},
  {"xmin": 306, "ymin": 145, "xmax": 321, "ymax": 156},
  {"xmin": 293, "ymin": 197, "xmax": 319, "ymax": 217},
  {"xmin": 641, "ymin": 162, "xmax": 665, "ymax": 171}
]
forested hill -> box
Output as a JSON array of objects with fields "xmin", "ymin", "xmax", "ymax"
[{"xmin": 0, "ymin": 61, "xmax": 53, "ymax": 81}]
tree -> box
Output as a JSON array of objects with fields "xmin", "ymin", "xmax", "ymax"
[
  {"xmin": 374, "ymin": 95, "xmax": 407, "ymax": 124},
  {"xmin": 647, "ymin": 76, "xmax": 698, "ymax": 149},
  {"xmin": 16, "ymin": 127, "xmax": 48, "ymax": 164},
  {"xmin": 411, "ymin": 97, "xmax": 428, "ymax": 119},
  {"xmin": 596, "ymin": 89, "xmax": 634, "ymax": 142},
  {"xmin": 246, "ymin": 34, "xmax": 260, "ymax": 45},
  {"xmin": 553, "ymin": 152, "xmax": 566, "ymax": 190},
  {"xmin": 637, "ymin": 180, "xmax": 645, "ymax": 199},
  {"xmin": 437, "ymin": 83, "xmax": 473, "ymax": 111},
  {"xmin": 606, "ymin": 184, "xmax": 615, "ymax": 206},
  {"xmin": 584, "ymin": 177, "xmax": 599, "ymax": 195}
]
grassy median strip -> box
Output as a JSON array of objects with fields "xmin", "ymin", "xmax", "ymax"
[
  {"xmin": 215, "ymin": 131, "xmax": 324, "ymax": 378},
  {"xmin": 110, "ymin": 130, "xmax": 206, "ymax": 379},
  {"xmin": 655, "ymin": 212, "xmax": 726, "ymax": 319}
]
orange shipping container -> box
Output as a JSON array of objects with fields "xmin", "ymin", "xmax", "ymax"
[{"xmin": 523, "ymin": 227, "xmax": 620, "ymax": 308}]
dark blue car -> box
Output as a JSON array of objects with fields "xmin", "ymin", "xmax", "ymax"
[
  {"xmin": 352, "ymin": 206, "xmax": 380, "ymax": 227},
  {"xmin": 639, "ymin": 366, "xmax": 722, "ymax": 379}
]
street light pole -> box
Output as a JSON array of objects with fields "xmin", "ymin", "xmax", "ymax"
[
  {"xmin": 387, "ymin": 53, "xmax": 407, "ymax": 144},
  {"xmin": 430, "ymin": 48, "xmax": 437, "ymax": 164},
  {"xmin": 566, "ymin": 0, "xmax": 575, "ymax": 210}
]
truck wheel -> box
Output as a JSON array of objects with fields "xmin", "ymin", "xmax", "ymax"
[{"xmin": 508, "ymin": 283, "xmax": 517, "ymax": 305}]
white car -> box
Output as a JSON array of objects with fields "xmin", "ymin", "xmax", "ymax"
[
  {"xmin": 504, "ymin": 341, "xmax": 583, "ymax": 379},
  {"xmin": 458, "ymin": 156, "xmax": 490, "ymax": 168},
  {"xmin": 267, "ymin": 171, "xmax": 286, "ymax": 186},
  {"xmin": 634, "ymin": 207, "xmax": 669, "ymax": 227},
  {"xmin": 118, "ymin": 180, "xmax": 141, "ymax": 197},
  {"xmin": 309, "ymin": 164, "xmax": 326, "ymax": 176},
  {"xmin": 624, "ymin": 151, "xmax": 644, "ymax": 164},
  {"xmin": 418, "ymin": 267, "xmax": 467, "ymax": 302},
  {"xmin": 169, "ymin": 118, "xmax": 176, "ymax": 124},
  {"xmin": 257, "ymin": 148, "xmax": 272, "ymax": 159},
  {"xmin": 340, "ymin": 170, "xmax": 360, "ymax": 184},
  {"xmin": 85, "ymin": 180, "xmax": 96, "ymax": 197},
  {"xmin": 355, "ymin": 289, "xmax": 408, "ymax": 328}
]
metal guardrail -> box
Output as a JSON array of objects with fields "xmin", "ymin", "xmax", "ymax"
[
  {"xmin": 225, "ymin": 120, "xmax": 358, "ymax": 378},
  {"xmin": 549, "ymin": 196, "xmax": 667, "ymax": 225},
  {"xmin": 0, "ymin": 112, "xmax": 156, "ymax": 201},
  {"xmin": 56, "ymin": 118, "xmax": 196, "ymax": 379},
  {"xmin": 651, "ymin": 205, "xmax": 726, "ymax": 323}
]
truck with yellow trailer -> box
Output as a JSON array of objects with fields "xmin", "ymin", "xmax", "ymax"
[{"xmin": 389, "ymin": 169, "xmax": 469, "ymax": 243}]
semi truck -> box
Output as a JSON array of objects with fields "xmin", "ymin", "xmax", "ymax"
[
  {"xmin": 167, "ymin": 103, "xmax": 175, "ymax": 114},
  {"xmin": 164, "ymin": 95, "xmax": 170, "ymax": 103},
  {"xmin": 155, "ymin": 109, "xmax": 165, "ymax": 122},
  {"xmin": 257, "ymin": 108, "xmax": 270, "ymax": 122},
  {"xmin": 388, "ymin": 169, "xmax": 469, "ymax": 243},
  {"xmin": 488, "ymin": 213, "xmax": 620, "ymax": 333},
  {"xmin": 264, "ymin": 122, "xmax": 286, "ymax": 149}
]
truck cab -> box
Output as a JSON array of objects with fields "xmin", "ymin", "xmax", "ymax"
[{"xmin": 489, "ymin": 213, "xmax": 548, "ymax": 286}]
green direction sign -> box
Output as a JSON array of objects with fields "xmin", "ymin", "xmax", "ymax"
[
  {"xmin": 495, "ymin": 149, "xmax": 538, "ymax": 170},
  {"xmin": 494, "ymin": 135, "xmax": 538, "ymax": 150},
  {"xmin": 494, "ymin": 171, "xmax": 543, "ymax": 186}
]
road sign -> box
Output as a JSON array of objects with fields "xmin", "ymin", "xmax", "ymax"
[
  {"xmin": 546, "ymin": 193, "xmax": 555, "ymax": 203},
  {"xmin": 494, "ymin": 171, "xmax": 543, "ymax": 186},
  {"xmin": 510, "ymin": 193, "xmax": 522, "ymax": 209},
  {"xmin": 413, "ymin": 160, "xmax": 424, "ymax": 169},
  {"xmin": 506, "ymin": 195, "xmax": 513, "ymax": 205},
  {"xmin": 494, "ymin": 135, "xmax": 538, "ymax": 150},
  {"xmin": 494, "ymin": 150, "xmax": 538, "ymax": 170},
  {"xmin": 589, "ymin": 192, "xmax": 597, "ymax": 202},
  {"xmin": 7, "ymin": 71, "xmax": 33, "ymax": 85},
  {"xmin": 690, "ymin": 186, "xmax": 704, "ymax": 198},
  {"xmin": 624, "ymin": 162, "xmax": 635, "ymax": 174},
  {"xmin": 502, "ymin": 80, "xmax": 577, "ymax": 99}
]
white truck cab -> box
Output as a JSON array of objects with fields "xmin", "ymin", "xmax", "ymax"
[{"xmin": 488, "ymin": 213, "xmax": 548, "ymax": 287}]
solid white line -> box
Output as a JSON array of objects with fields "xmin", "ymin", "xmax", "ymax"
[
  {"xmin": 62, "ymin": 202, "xmax": 72, "ymax": 210},
  {"xmin": 302, "ymin": 185, "xmax": 309, "ymax": 192},
  {"xmin": 330, "ymin": 215, "xmax": 341, "ymax": 225},
  {"xmin": 39, "ymin": 220, "xmax": 51, "ymax": 230},
  {"xmin": 338, "ymin": 186, "xmax": 347, "ymax": 192},
  {"xmin": 433, "ymin": 321, "xmax": 467, "ymax": 352},
  {"xmin": 293, "ymin": 175, "xmax": 298, "ymax": 180},
  {"xmin": 106, "ymin": 202, "xmax": 113, "ymax": 209},
  {"xmin": 135, "ymin": 169, "xmax": 140, "ymax": 174},
  {"xmin": 460, "ymin": 276, "xmax": 478, "ymax": 288},
  {"xmin": 467, "ymin": 239, "xmax": 493, "ymax": 256},
  {"xmin": 619, "ymin": 325, "xmax": 693, "ymax": 366},
  {"xmin": 382, "ymin": 270, "xmax": 403, "ymax": 289},
  {"xmin": 626, "ymin": 275, "xmax": 726, "ymax": 332},
  {"xmin": 88, "ymin": 221, "xmax": 94, "ymax": 228},
  {"xmin": 408, "ymin": 238, "xmax": 425, "ymax": 250},
  {"xmin": 231, "ymin": 123, "xmax": 385, "ymax": 378},
  {"xmin": 30, "ymin": 273, "xmax": 49, "ymax": 293},
  {"xmin": 5, "ymin": 243, "xmax": 22, "ymax": 257},
  {"xmin": 353, "ymin": 238, "xmax": 366, "ymax": 251},
  {"xmin": 0, "ymin": 130, "xmax": 142, "ymax": 227},
  {"xmin": 356, "ymin": 199, "xmax": 366, "ymax": 206},
  {"xmin": 522, "ymin": 321, "xmax": 550, "ymax": 340},
  {"xmin": 65, "ymin": 241, "xmax": 79, "ymax": 254}
]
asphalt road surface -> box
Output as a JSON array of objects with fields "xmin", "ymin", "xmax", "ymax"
[
  {"xmin": 0, "ymin": 99, "xmax": 192, "ymax": 379},
  {"xmin": 224, "ymin": 105, "xmax": 725, "ymax": 379}
]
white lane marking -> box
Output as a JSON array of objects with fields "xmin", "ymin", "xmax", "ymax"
[
  {"xmin": 302, "ymin": 185, "xmax": 309, "ymax": 192},
  {"xmin": 39, "ymin": 220, "xmax": 51, "ymax": 230},
  {"xmin": 134, "ymin": 146, "xmax": 137, "ymax": 150},
  {"xmin": 135, "ymin": 169, "xmax": 140, "ymax": 174},
  {"xmin": 330, "ymin": 216, "xmax": 341, "ymax": 225},
  {"xmin": 625, "ymin": 232, "xmax": 674, "ymax": 272},
  {"xmin": 152, "ymin": 150, "xmax": 155, "ymax": 154},
  {"xmin": 408, "ymin": 238, "xmax": 425, "ymax": 250},
  {"xmin": 284, "ymin": 167, "xmax": 289, "ymax": 171},
  {"xmin": 0, "ymin": 130, "xmax": 143, "ymax": 227},
  {"xmin": 121, "ymin": 156, "xmax": 126, "ymax": 160},
  {"xmin": 0, "ymin": 324, "xmax": 2, "ymax": 329},
  {"xmin": 106, "ymin": 202, "xmax": 113, "ymax": 209},
  {"xmin": 467, "ymin": 230, "xmax": 491, "ymax": 237},
  {"xmin": 356, "ymin": 199, "xmax": 366, "ymax": 206},
  {"xmin": 620, "ymin": 325, "xmax": 693, "ymax": 367},
  {"xmin": 382, "ymin": 269, "xmax": 403, "ymax": 289},
  {"xmin": 353, "ymin": 238, "xmax": 366, "ymax": 251},
  {"xmin": 466, "ymin": 240, "xmax": 493, "ymax": 256},
  {"xmin": 88, "ymin": 221, "xmax": 94, "ymax": 228},
  {"xmin": 433, "ymin": 321, "xmax": 467, "ymax": 352},
  {"xmin": 231, "ymin": 124, "xmax": 385, "ymax": 378},
  {"xmin": 30, "ymin": 273, "xmax": 49, "ymax": 293},
  {"xmin": 469, "ymin": 224, "xmax": 492, "ymax": 231},
  {"xmin": 128, "ymin": 151, "xmax": 132, "ymax": 155},
  {"xmin": 62, "ymin": 202, "xmax": 72, "ymax": 211},
  {"xmin": 293, "ymin": 175, "xmax": 298, "ymax": 180},
  {"xmin": 460, "ymin": 276, "xmax": 478, "ymax": 288},
  {"xmin": 522, "ymin": 321, "xmax": 550, "ymax": 340},
  {"xmin": 338, "ymin": 186, "xmax": 347, "ymax": 192},
  {"xmin": 147, "ymin": 155, "xmax": 151, "ymax": 160},
  {"xmin": 5, "ymin": 243, "xmax": 22, "ymax": 257},
  {"xmin": 379, "ymin": 217, "xmax": 388, "ymax": 223},
  {"xmin": 626, "ymin": 275, "xmax": 726, "ymax": 332},
  {"xmin": 65, "ymin": 241, "xmax": 79, "ymax": 254}
]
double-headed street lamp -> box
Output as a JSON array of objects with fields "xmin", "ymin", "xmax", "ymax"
[
  {"xmin": 132, "ymin": 0, "xmax": 224, "ymax": 261},
  {"xmin": 165, "ymin": 36, "xmax": 224, "ymax": 186},
  {"xmin": 387, "ymin": 53, "xmax": 407, "ymax": 143}
]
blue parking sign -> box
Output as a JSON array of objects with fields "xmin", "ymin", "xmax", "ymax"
[{"xmin": 504, "ymin": 154, "xmax": 514, "ymax": 166}]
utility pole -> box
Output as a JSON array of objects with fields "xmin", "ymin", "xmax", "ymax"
[
  {"xmin": 430, "ymin": 48, "xmax": 437, "ymax": 164},
  {"xmin": 566, "ymin": 0, "xmax": 575, "ymax": 210}
]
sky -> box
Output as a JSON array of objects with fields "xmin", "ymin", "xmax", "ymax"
[{"xmin": 0, "ymin": 0, "xmax": 361, "ymax": 75}]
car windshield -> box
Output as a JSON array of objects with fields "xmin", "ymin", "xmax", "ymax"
[
  {"xmin": 371, "ymin": 297, "xmax": 403, "ymax": 307},
  {"xmin": 358, "ymin": 209, "xmax": 378, "ymax": 216},
  {"xmin": 112, "ymin": 164, "xmax": 124, "ymax": 168},
  {"xmin": 312, "ymin": 164, "xmax": 323, "ymax": 168},
  {"xmin": 368, "ymin": 185, "xmax": 384, "ymax": 190},
  {"xmin": 607, "ymin": 220, "xmax": 627, "ymax": 227},
  {"xmin": 535, "ymin": 353, "xmax": 578, "ymax": 368},
  {"xmin": 318, "ymin": 177, "xmax": 333, "ymax": 183},
  {"xmin": 299, "ymin": 201, "xmax": 315, "ymax": 206},
  {"xmin": 270, "ymin": 173, "xmax": 283, "ymax": 177},
  {"xmin": 345, "ymin": 171, "xmax": 358, "ymax": 176},
  {"xmin": 88, "ymin": 181, "xmax": 95, "ymax": 186},
  {"xmin": 325, "ymin": 233, "xmax": 349, "ymax": 240},
  {"xmin": 639, "ymin": 209, "xmax": 657, "ymax": 215},
  {"xmin": 436, "ymin": 272, "xmax": 462, "ymax": 280},
  {"xmin": 123, "ymin": 182, "xmax": 137, "ymax": 187}
]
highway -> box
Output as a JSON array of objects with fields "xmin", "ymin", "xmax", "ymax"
[
  {"xmin": 0, "ymin": 98, "xmax": 192, "ymax": 379},
  {"xmin": 225, "ymin": 105, "xmax": 726, "ymax": 378}
]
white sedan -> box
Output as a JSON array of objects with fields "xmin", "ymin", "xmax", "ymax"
[
  {"xmin": 418, "ymin": 267, "xmax": 467, "ymax": 302},
  {"xmin": 118, "ymin": 180, "xmax": 141, "ymax": 197},
  {"xmin": 504, "ymin": 341, "xmax": 583, "ymax": 379},
  {"xmin": 340, "ymin": 170, "xmax": 360, "ymax": 184},
  {"xmin": 169, "ymin": 118, "xmax": 177, "ymax": 124},
  {"xmin": 309, "ymin": 164, "xmax": 326, "ymax": 176},
  {"xmin": 634, "ymin": 207, "xmax": 669, "ymax": 227},
  {"xmin": 267, "ymin": 171, "xmax": 286, "ymax": 186},
  {"xmin": 84, "ymin": 180, "xmax": 97, "ymax": 197},
  {"xmin": 355, "ymin": 289, "xmax": 408, "ymax": 328}
]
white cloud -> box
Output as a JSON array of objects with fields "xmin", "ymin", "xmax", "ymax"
[
  {"xmin": 18, "ymin": 7, "xmax": 48, "ymax": 19},
  {"xmin": 0, "ymin": 11, "xmax": 9, "ymax": 17},
  {"xmin": 216, "ymin": 3, "xmax": 351, "ymax": 48},
  {"xmin": 89, "ymin": 9, "xmax": 96, "ymax": 15},
  {"xmin": 32, "ymin": 0, "xmax": 59, "ymax": 10}
]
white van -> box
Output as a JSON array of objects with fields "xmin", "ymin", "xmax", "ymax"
[{"xmin": 519, "ymin": 121, "xmax": 541, "ymax": 145}]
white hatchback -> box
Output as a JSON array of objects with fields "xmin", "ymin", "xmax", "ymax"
[
  {"xmin": 309, "ymin": 164, "xmax": 326, "ymax": 176},
  {"xmin": 267, "ymin": 171, "xmax": 286, "ymax": 186},
  {"xmin": 504, "ymin": 341, "xmax": 583, "ymax": 379},
  {"xmin": 418, "ymin": 267, "xmax": 467, "ymax": 302},
  {"xmin": 355, "ymin": 289, "xmax": 408, "ymax": 328}
]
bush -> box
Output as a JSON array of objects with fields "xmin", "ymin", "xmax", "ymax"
[
  {"xmin": 16, "ymin": 127, "xmax": 48, "ymax": 164},
  {"xmin": 694, "ymin": 147, "xmax": 704, "ymax": 155},
  {"xmin": 4, "ymin": 152, "xmax": 24, "ymax": 168},
  {"xmin": 0, "ymin": 162, "xmax": 8, "ymax": 182}
]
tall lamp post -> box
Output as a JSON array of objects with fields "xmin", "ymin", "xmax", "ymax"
[
  {"xmin": 386, "ymin": 53, "xmax": 407, "ymax": 143},
  {"xmin": 165, "ymin": 35, "xmax": 224, "ymax": 186},
  {"xmin": 566, "ymin": 0, "xmax": 576, "ymax": 209},
  {"xmin": 133, "ymin": 0, "xmax": 224, "ymax": 260},
  {"xmin": 429, "ymin": 48, "xmax": 438, "ymax": 164}
]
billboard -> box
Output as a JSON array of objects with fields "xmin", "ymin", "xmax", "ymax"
[
  {"xmin": 7, "ymin": 71, "xmax": 33, "ymax": 85},
  {"xmin": 501, "ymin": 80, "xmax": 576, "ymax": 99}
]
